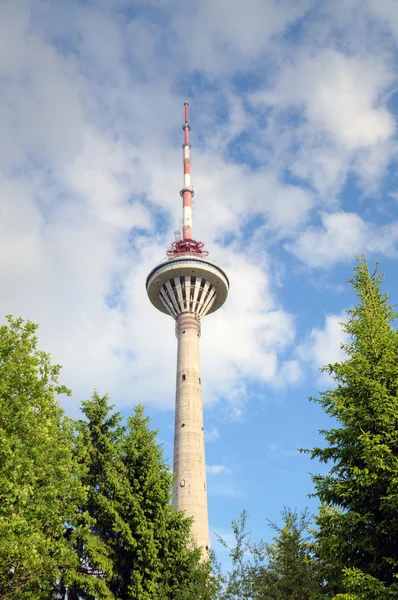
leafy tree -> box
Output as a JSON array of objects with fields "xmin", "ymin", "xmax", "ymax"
[
  {"xmin": 215, "ymin": 508, "xmax": 320, "ymax": 600},
  {"xmin": 0, "ymin": 317, "xmax": 83, "ymax": 599},
  {"xmin": 215, "ymin": 510, "xmax": 255, "ymax": 599},
  {"xmin": 73, "ymin": 394, "xmax": 214, "ymax": 599},
  {"xmin": 307, "ymin": 258, "xmax": 398, "ymax": 599},
  {"xmin": 252, "ymin": 508, "xmax": 321, "ymax": 599}
]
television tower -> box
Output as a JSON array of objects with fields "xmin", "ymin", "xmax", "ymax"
[{"xmin": 146, "ymin": 101, "xmax": 229, "ymax": 551}]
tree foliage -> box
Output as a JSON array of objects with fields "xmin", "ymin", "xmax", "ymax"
[
  {"xmin": 71, "ymin": 394, "xmax": 214, "ymax": 599},
  {"xmin": 0, "ymin": 317, "xmax": 83, "ymax": 599},
  {"xmin": 308, "ymin": 258, "xmax": 398, "ymax": 598},
  {"xmin": 0, "ymin": 319, "xmax": 214, "ymax": 599},
  {"xmin": 215, "ymin": 508, "xmax": 320, "ymax": 600},
  {"xmin": 59, "ymin": 392, "xmax": 122, "ymax": 599},
  {"xmin": 4, "ymin": 256, "xmax": 398, "ymax": 599},
  {"xmin": 252, "ymin": 508, "xmax": 320, "ymax": 599},
  {"xmin": 215, "ymin": 510, "xmax": 255, "ymax": 599}
]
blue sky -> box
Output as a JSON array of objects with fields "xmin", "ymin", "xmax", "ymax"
[{"xmin": 2, "ymin": 0, "xmax": 398, "ymax": 557}]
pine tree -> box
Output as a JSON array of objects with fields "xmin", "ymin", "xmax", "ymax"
[
  {"xmin": 116, "ymin": 404, "xmax": 210, "ymax": 599},
  {"xmin": 307, "ymin": 258, "xmax": 398, "ymax": 599},
  {"xmin": 0, "ymin": 317, "xmax": 83, "ymax": 599},
  {"xmin": 62, "ymin": 392, "xmax": 122, "ymax": 599},
  {"xmin": 74, "ymin": 395, "xmax": 212, "ymax": 599}
]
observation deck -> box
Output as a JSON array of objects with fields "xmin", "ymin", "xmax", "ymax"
[{"xmin": 146, "ymin": 253, "xmax": 229, "ymax": 319}]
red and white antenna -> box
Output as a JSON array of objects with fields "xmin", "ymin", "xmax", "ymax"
[
  {"xmin": 181, "ymin": 99, "xmax": 194, "ymax": 240},
  {"xmin": 166, "ymin": 100, "xmax": 208, "ymax": 258}
]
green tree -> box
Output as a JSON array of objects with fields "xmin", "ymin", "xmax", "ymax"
[
  {"xmin": 118, "ymin": 404, "xmax": 200, "ymax": 599},
  {"xmin": 252, "ymin": 508, "xmax": 320, "ymax": 599},
  {"xmin": 215, "ymin": 508, "xmax": 320, "ymax": 600},
  {"xmin": 73, "ymin": 394, "xmax": 214, "ymax": 599},
  {"xmin": 59, "ymin": 392, "xmax": 120, "ymax": 599},
  {"xmin": 307, "ymin": 258, "xmax": 398, "ymax": 599},
  {"xmin": 0, "ymin": 317, "xmax": 83, "ymax": 599},
  {"xmin": 215, "ymin": 510, "xmax": 255, "ymax": 599}
]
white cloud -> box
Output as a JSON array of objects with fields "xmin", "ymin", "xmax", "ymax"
[
  {"xmin": 253, "ymin": 50, "xmax": 395, "ymax": 150},
  {"xmin": 0, "ymin": 2, "xmax": 86, "ymax": 169},
  {"xmin": 207, "ymin": 464, "xmax": 232, "ymax": 475},
  {"xmin": 272, "ymin": 360, "xmax": 303, "ymax": 389},
  {"xmin": 298, "ymin": 313, "xmax": 348, "ymax": 373},
  {"xmin": 171, "ymin": 0, "xmax": 312, "ymax": 74},
  {"xmin": 305, "ymin": 53, "xmax": 393, "ymax": 150},
  {"xmin": 251, "ymin": 46, "xmax": 396, "ymax": 199},
  {"xmin": 288, "ymin": 212, "xmax": 398, "ymax": 269},
  {"xmin": 200, "ymin": 250, "xmax": 298, "ymax": 408},
  {"xmin": 205, "ymin": 426, "xmax": 220, "ymax": 442},
  {"xmin": 0, "ymin": 0, "xmax": 397, "ymax": 419},
  {"xmin": 327, "ymin": 0, "xmax": 398, "ymax": 41},
  {"xmin": 0, "ymin": 1, "xmax": 299, "ymax": 416},
  {"xmin": 366, "ymin": 0, "xmax": 398, "ymax": 35}
]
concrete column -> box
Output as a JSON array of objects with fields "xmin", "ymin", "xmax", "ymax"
[{"xmin": 173, "ymin": 313, "xmax": 209, "ymax": 552}]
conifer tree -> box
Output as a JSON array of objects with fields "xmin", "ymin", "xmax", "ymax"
[
  {"xmin": 307, "ymin": 258, "xmax": 398, "ymax": 599},
  {"xmin": 0, "ymin": 317, "xmax": 83, "ymax": 599},
  {"xmin": 115, "ymin": 404, "xmax": 213, "ymax": 599},
  {"xmin": 74, "ymin": 395, "xmax": 213, "ymax": 599},
  {"xmin": 62, "ymin": 392, "xmax": 122, "ymax": 599}
]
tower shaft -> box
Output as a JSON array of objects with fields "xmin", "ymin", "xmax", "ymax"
[{"xmin": 173, "ymin": 314, "xmax": 209, "ymax": 551}]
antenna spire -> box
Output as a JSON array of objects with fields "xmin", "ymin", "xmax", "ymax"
[
  {"xmin": 166, "ymin": 101, "xmax": 208, "ymax": 258},
  {"xmin": 181, "ymin": 99, "xmax": 194, "ymax": 240}
]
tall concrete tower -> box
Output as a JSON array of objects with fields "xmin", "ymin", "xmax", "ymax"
[{"xmin": 146, "ymin": 101, "xmax": 229, "ymax": 551}]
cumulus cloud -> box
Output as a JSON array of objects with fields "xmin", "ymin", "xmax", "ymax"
[
  {"xmin": 207, "ymin": 465, "xmax": 232, "ymax": 475},
  {"xmin": 171, "ymin": 0, "xmax": 312, "ymax": 74},
  {"xmin": 0, "ymin": 0, "xmax": 306, "ymax": 418},
  {"xmin": 251, "ymin": 47, "xmax": 396, "ymax": 198},
  {"xmin": 288, "ymin": 212, "xmax": 398, "ymax": 268},
  {"xmin": 0, "ymin": 0, "xmax": 397, "ymax": 418},
  {"xmin": 298, "ymin": 313, "xmax": 348, "ymax": 375},
  {"xmin": 327, "ymin": 0, "xmax": 398, "ymax": 42},
  {"xmin": 255, "ymin": 50, "xmax": 394, "ymax": 150},
  {"xmin": 201, "ymin": 250, "xmax": 298, "ymax": 406}
]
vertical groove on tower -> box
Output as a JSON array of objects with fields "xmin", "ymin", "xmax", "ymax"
[{"xmin": 173, "ymin": 314, "xmax": 209, "ymax": 551}]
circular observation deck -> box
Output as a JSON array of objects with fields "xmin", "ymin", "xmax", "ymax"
[{"xmin": 146, "ymin": 254, "xmax": 229, "ymax": 320}]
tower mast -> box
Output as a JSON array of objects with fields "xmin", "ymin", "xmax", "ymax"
[{"xmin": 181, "ymin": 100, "xmax": 194, "ymax": 240}]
